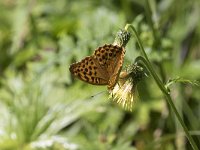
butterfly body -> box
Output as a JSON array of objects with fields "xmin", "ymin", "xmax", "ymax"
[{"xmin": 69, "ymin": 44, "xmax": 125, "ymax": 90}]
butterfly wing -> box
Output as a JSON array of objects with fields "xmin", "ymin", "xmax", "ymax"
[
  {"xmin": 69, "ymin": 56, "xmax": 109, "ymax": 85},
  {"xmin": 70, "ymin": 44, "xmax": 125, "ymax": 88},
  {"xmin": 94, "ymin": 44, "xmax": 125, "ymax": 89}
]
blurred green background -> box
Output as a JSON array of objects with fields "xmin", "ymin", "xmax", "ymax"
[{"xmin": 0, "ymin": 0, "xmax": 200, "ymax": 150}]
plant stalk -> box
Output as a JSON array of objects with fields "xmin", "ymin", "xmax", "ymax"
[{"xmin": 125, "ymin": 24, "xmax": 198, "ymax": 150}]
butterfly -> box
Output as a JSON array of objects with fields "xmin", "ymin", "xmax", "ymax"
[{"xmin": 69, "ymin": 44, "xmax": 125, "ymax": 90}]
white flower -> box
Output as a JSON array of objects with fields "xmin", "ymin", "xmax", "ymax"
[{"xmin": 109, "ymin": 64, "xmax": 146, "ymax": 111}]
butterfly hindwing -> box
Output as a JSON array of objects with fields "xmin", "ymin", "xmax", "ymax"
[
  {"xmin": 93, "ymin": 44, "xmax": 125, "ymax": 89},
  {"xmin": 108, "ymin": 50, "xmax": 125, "ymax": 89}
]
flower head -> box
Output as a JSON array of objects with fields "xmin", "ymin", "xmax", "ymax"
[{"xmin": 109, "ymin": 63, "xmax": 146, "ymax": 111}]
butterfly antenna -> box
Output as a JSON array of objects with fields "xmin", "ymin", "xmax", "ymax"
[{"xmin": 89, "ymin": 91, "xmax": 107, "ymax": 99}]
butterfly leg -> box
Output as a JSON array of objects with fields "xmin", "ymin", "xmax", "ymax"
[
  {"xmin": 111, "ymin": 92, "xmax": 114, "ymax": 98},
  {"xmin": 117, "ymin": 82, "xmax": 121, "ymax": 88}
]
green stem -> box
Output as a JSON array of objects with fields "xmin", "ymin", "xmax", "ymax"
[{"xmin": 125, "ymin": 24, "xmax": 198, "ymax": 150}]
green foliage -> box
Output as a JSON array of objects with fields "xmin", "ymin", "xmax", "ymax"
[{"xmin": 0, "ymin": 0, "xmax": 200, "ymax": 150}]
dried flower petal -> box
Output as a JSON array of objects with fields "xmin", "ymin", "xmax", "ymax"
[{"xmin": 109, "ymin": 63, "xmax": 146, "ymax": 111}]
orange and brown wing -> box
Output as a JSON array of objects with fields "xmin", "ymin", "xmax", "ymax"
[
  {"xmin": 93, "ymin": 44, "xmax": 125, "ymax": 89},
  {"xmin": 69, "ymin": 56, "xmax": 109, "ymax": 85}
]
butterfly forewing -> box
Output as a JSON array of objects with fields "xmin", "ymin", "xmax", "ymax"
[{"xmin": 69, "ymin": 56, "xmax": 109, "ymax": 85}]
